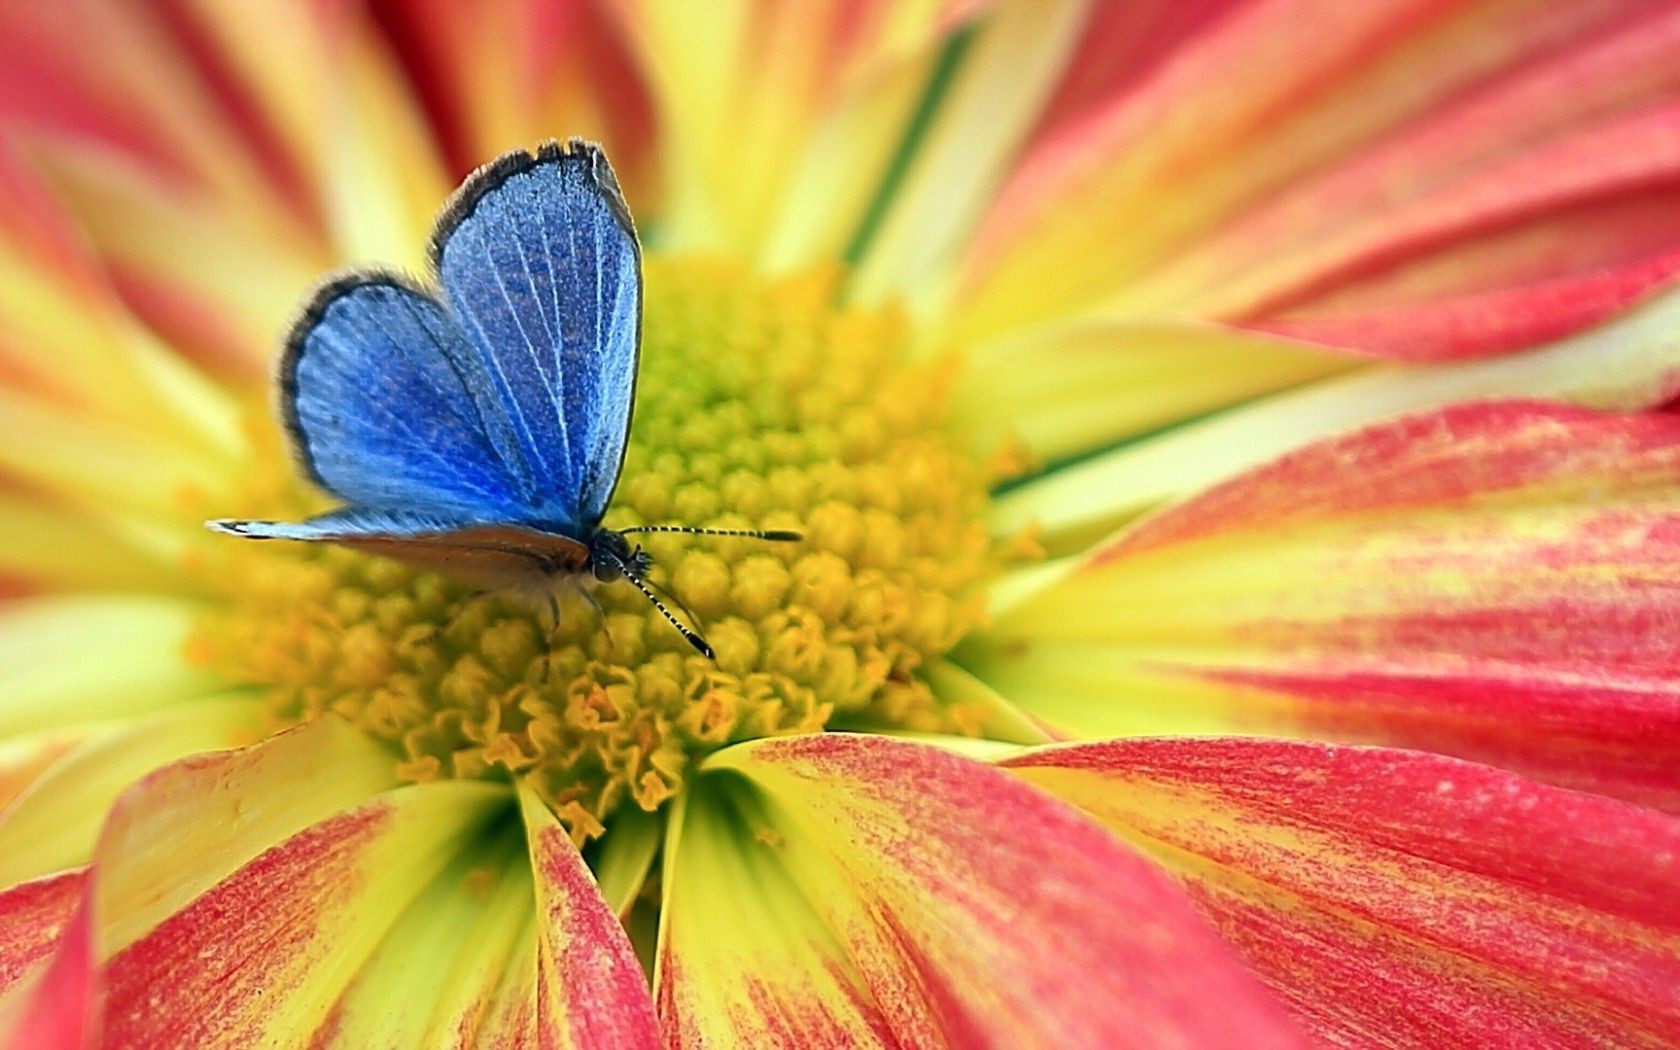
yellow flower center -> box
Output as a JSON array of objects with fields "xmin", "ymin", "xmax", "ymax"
[{"xmin": 188, "ymin": 258, "xmax": 996, "ymax": 840}]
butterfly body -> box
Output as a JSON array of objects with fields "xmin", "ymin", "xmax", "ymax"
[{"xmin": 209, "ymin": 139, "xmax": 797, "ymax": 657}]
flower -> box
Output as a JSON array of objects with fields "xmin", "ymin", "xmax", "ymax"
[{"xmin": 3, "ymin": 0, "xmax": 1680, "ymax": 1045}]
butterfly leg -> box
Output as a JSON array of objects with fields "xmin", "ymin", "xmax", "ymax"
[
  {"xmin": 539, "ymin": 591, "xmax": 564, "ymax": 679},
  {"xmin": 579, "ymin": 586, "xmax": 618, "ymax": 654}
]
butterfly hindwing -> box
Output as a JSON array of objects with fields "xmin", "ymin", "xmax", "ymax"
[
  {"xmin": 430, "ymin": 139, "xmax": 642, "ymax": 533},
  {"xmin": 281, "ymin": 274, "xmax": 537, "ymax": 518}
]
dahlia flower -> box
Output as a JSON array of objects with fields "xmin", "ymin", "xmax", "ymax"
[{"xmin": 2, "ymin": 1, "xmax": 1679, "ymax": 1046}]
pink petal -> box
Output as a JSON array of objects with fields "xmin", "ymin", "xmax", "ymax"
[
  {"xmin": 518, "ymin": 788, "xmax": 658, "ymax": 1049},
  {"xmin": 1005, "ymin": 738, "xmax": 1680, "ymax": 1045},
  {"xmin": 973, "ymin": 400, "xmax": 1680, "ymax": 811}
]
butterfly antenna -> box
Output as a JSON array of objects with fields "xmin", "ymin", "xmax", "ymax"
[
  {"xmin": 614, "ymin": 560, "xmax": 714, "ymax": 659},
  {"xmin": 618, "ymin": 525, "xmax": 802, "ymax": 541}
]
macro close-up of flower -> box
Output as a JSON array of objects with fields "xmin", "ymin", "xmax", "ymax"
[{"xmin": 4, "ymin": 0, "xmax": 1680, "ymax": 1046}]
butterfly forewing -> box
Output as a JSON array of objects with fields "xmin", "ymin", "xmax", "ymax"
[
  {"xmin": 430, "ymin": 139, "xmax": 642, "ymax": 534},
  {"xmin": 214, "ymin": 512, "xmax": 591, "ymax": 588},
  {"xmin": 281, "ymin": 275, "xmax": 534, "ymax": 518}
]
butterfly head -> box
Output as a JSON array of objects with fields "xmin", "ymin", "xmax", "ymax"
[{"xmin": 587, "ymin": 528, "xmax": 650, "ymax": 583}]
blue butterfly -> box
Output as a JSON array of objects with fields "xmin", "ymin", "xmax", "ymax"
[{"xmin": 208, "ymin": 139, "xmax": 798, "ymax": 658}]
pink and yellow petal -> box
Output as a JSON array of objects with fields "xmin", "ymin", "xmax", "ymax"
[
  {"xmin": 956, "ymin": 0, "xmax": 1680, "ymax": 361},
  {"xmin": 1004, "ymin": 739, "xmax": 1680, "ymax": 1045},
  {"xmin": 97, "ymin": 779, "xmax": 507, "ymax": 1047},
  {"xmin": 53, "ymin": 717, "xmax": 500, "ymax": 1045},
  {"xmin": 519, "ymin": 786, "xmax": 658, "ymax": 1048},
  {"xmin": 0, "ymin": 697, "xmax": 261, "ymax": 887},
  {"xmin": 971, "ymin": 401, "xmax": 1680, "ymax": 810},
  {"xmin": 992, "ymin": 285, "xmax": 1680, "ymax": 549},
  {"xmin": 91, "ymin": 716, "xmax": 398, "ymax": 951},
  {"xmin": 661, "ymin": 733, "xmax": 1306, "ymax": 1047}
]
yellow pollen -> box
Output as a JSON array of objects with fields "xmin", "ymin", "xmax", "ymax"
[{"xmin": 188, "ymin": 258, "xmax": 996, "ymax": 840}]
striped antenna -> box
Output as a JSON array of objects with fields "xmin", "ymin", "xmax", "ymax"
[
  {"xmin": 618, "ymin": 525, "xmax": 802, "ymax": 541},
  {"xmin": 615, "ymin": 564, "xmax": 714, "ymax": 659}
]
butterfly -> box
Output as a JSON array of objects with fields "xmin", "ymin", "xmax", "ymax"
[{"xmin": 208, "ymin": 139, "xmax": 798, "ymax": 659}]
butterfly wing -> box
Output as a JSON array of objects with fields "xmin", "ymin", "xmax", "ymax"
[
  {"xmin": 209, "ymin": 511, "xmax": 591, "ymax": 586},
  {"xmin": 429, "ymin": 138, "xmax": 641, "ymax": 533},
  {"xmin": 279, "ymin": 274, "xmax": 537, "ymax": 519}
]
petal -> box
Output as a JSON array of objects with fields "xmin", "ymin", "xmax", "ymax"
[
  {"xmin": 848, "ymin": 0, "xmax": 1086, "ymax": 309},
  {"xmin": 659, "ymin": 733, "xmax": 1306, "ymax": 1048},
  {"xmin": 615, "ymin": 0, "xmax": 978, "ymax": 264},
  {"xmin": 0, "ymin": 698, "xmax": 261, "ymax": 887},
  {"xmin": 952, "ymin": 318, "xmax": 1348, "ymax": 466},
  {"xmin": 101, "ymin": 779, "xmax": 508, "ymax": 1047},
  {"xmin": 92, "ymin": 716, "xmax": 398, "ymax": 952},
  {"xmin": 0, "ymin": 885, "xmax": 92, "ymax": 1050},
  {"xmin": 992, "ymin": 284, "xmax": 1680, "ymax": 551},
  {"xmin": 0, "ymin": 492, "xmax": 184, "ymax": 594},
  {"xmin": 83, "ymin": 717, "xmax": 505, "ymax": 1045},
  {"xmin": 317, "ymin": 15, "xmax": 452, "ymax": 269},
  {"xmin": 1004, "ymin": 739, "xmax": 1680, "ymax": 1045},
  {"xmin": 956, "ymin": 0, "xmax": 1680, "ymax": 361},
  {"xmin": 0, "ymin": 870, "xmax": 84, "ymax": 999},
  {"xmin": 0, "ymin": 596, "xmax": 223, "ymax": 739},
  {"xmin": 374, "ymin": 0, "xmax": 655, "ymax": 192},
  {"xmin": 518, "ymin": 787, "xmax": 658, "ymax": 1049},
  {"xmin": 324, "ymin": 823, "xmax": 537, "ymax": 1047},
  {"xmin": 969, "ymin": 401, "xmax": 1680, "ymax": 811}
]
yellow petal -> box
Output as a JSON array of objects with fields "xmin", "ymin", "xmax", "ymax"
[
  {"xmin": 0, "ymin": 596, "xmax": 220, "ymax": 739},
  {"xmin": 850, "ymin": 0, "xmax": 1087, "ymax": 314},
  {"xmin": 954, "ymin": 318, "xmax": 1349, "ymax": 466},
  {"xmin": 319, "ymin": 23, "xmax": 451, "ymax": 269},
  {"xmin": 327, "ymin": 822, "xmax": 539, "ymax": 1047}
]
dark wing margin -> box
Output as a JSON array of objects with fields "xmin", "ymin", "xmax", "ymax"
[
  {"xmin": 427, "ymin": 138, "xmax": 643, "ymax": 533},
  {"xmin": 428, "ymin": 138, "xmax": 638, "ymax": 268},
  {"xmin": 277, "ymin": 271, "xmax": 535, "ymax": 517}
]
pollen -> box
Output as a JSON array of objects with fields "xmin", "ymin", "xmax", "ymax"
[{"xmin": 188, "ymin": 258, "xmax": 996, "ymax": 841}]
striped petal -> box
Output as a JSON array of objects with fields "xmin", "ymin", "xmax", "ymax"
[
  {"xmin": 968, "ymin": 401, "xmax": 1680, "ymax": 811},
  {"xmin": 956, "ymin": 0, "xmax": 1680, "ymax": 361},
  {"xmin": 1004, "ymin": 739, "xmax": 1680, "ymax": 1046},
  {"xmin": 518, "ymin": 786, "xmax": 658, "ymax": 1049},
  {"xmin": 659, "ymin": 733, "xmax": 1305, "ymax": 1048},
  {"xmin": 991, "ymin": 285, "xmax": 1680, "ymax": 549}
]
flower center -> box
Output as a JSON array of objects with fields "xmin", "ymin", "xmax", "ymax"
[{"xmin": 188, "ymin": 258, "xmax": 996, "ymax": 840}]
